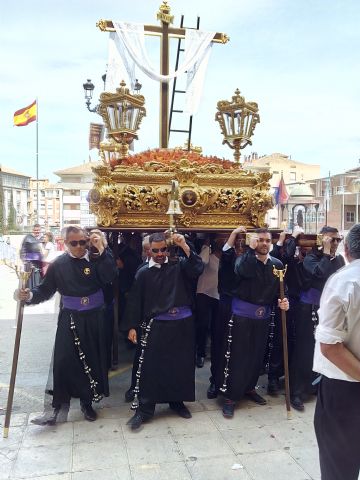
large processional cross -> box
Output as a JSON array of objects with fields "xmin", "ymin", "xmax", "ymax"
[{"xmin": 97, "ymin": 1, "xmax": 229, "ymax": 149}]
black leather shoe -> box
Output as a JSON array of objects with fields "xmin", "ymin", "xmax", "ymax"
[
  {"xmin": 125, "ymin": 387, "xmax": 135, "ymax": 403},
  {"xmin": 290, "ymin": 396, "xmax": 304, "ymax": 412},
  {"xmin": 222, "ymin": 399, "xmax": 235, "ymax": 418},
  {"xmin": 196, "ymin": 355, "xmax": 205, "ymax": 368},
  {"xmin": 267, "ymin": 378, "xmax": 280, "ymax": 396},
  {"xmin": 81, "ymin": 403, "xmax": 97, "ymax": 422},
  {"xmin": 169, "ymin": 402, "xmax": 192, "ymax": 419},
  {"xmin": 246, "ymin": 390, "xmax": 267, "ymax": 405},
  {"xmin": 207, "ymin": 382, "xmax": 218, "ymax": 399},
  {"xmin": 31, "ymin": 408, "xmax": 59, "ymax": 426},
  {"xmin": 127, "ymin": 412, "xmax": 145, "ymax": 430}
]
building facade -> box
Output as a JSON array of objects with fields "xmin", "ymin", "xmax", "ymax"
[
  {"xmin": 307, "ymin": 167, "xmax": 360, "ymax": 234},
  {"xmin": 29, "ymin": 179, "xmax": 62, "ymax": 230},
  {"xmin": 0, "ymin": 165, "xmax": 30, "ymax": 230},
  {"xmin": 54, "ymin": 162, "xmax": 99, "ymax": 227},
  {"xmin": 244, "ymin": 153, "xmax": 321, "ymax": 228}
]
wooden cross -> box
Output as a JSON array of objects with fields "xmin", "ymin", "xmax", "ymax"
[{"xmin": 97, "ymin": 1, "xmax": 229, "ymax": 149}]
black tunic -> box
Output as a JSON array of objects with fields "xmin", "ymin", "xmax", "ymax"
[
  {"xmin": 219, "ymin": 248, "xmax": 284, "ymax": 400},
  {"xmin": 28, "ymin": 251, "xmax": 117, "ymax": 407},
  {"xmin": 290, "ymin": 251, "xmax": 345, "ymax": 397},
  {"xmin": 123, "ymin": 251, "xmax": 204, "ymax": 403}
]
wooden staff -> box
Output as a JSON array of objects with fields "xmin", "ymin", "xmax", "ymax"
[
  {"xmin": 3, "ymin": 264, "xmax": 31, "ymax": 438},
  {"xmin": 273, "ymin": 265, "xmax": 292, "ymax": 420}
]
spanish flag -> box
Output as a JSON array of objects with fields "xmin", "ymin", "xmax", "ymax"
[{"xmin": 13, "ymin": 100, "xmax": 37, "ymax": 127}]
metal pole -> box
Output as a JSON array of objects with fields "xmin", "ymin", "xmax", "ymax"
[
  {"xmin": 36, "ymin": 97, "xmax": 39, "ymax": 224},
  {"xmin": 356, "ymin": 192, "xmax": 359, "ymax": 224}
]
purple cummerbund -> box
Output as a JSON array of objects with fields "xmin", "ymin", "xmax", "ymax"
[
  {"xmin": 62, "ymin": 290, "xmax": 104, "ymax": 311},
  {"xmin": 155, "ymin": 306, "xmax": 192, "ymax": 321},
  {"xmin": 24, "ymin": 252, "xmax": 42, "ymax": 261},
  {"xmin": 300, "ymin": 288, "xmax": 321, "ymax": 306},
  {"xmin": 232, "ymin": 298, "xmax": 271, "ymax": 320}
]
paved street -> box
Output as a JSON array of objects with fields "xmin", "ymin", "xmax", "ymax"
[{"xmin": 0, "ymin": 265, "xmax": 322, "ymax": 480}]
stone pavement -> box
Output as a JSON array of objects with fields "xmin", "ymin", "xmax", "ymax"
[
  {"xmin": 0, "ymin": 265, "xmax": 322, "ymax": 480},
  {"xmin": 0, "ymin": 392, "xmax": 320, "ymax": 480}
]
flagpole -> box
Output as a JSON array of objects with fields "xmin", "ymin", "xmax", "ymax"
[{"xmin": 36, "ymin": 97, "xmax": 39, "ymax": 224}]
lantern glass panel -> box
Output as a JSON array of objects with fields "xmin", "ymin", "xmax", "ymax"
[
  {"xmin": 107, "ymin": 105, "xmax": 116, "ymax": 130},
  {"xmin": 224, "ymin": 113, "xmax": 231, "ymax": 136}
]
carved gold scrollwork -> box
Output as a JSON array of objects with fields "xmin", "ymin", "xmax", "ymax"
[{"xmin": 90, "ymin": 149, "xmax": 272, "ymax": 230}]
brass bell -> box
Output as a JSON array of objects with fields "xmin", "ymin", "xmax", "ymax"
[{"xmin": 166, "ymin": 200, "xmax": 183, "ymax": 215}]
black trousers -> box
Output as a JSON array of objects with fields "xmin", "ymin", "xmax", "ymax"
[
  {"xmin": 289, "ymin": 301, "xmax": 316, "ymax": 397},
  {"xmin": 138, "ymin": 400, "xmax": 184, "ymax": 419},
  {"xmin": 268, "ymin": 302, "xmax": 296, "ymax": 381},
  {"xmin": 314, "ymin": 376, "xmax": 360, "ymax": 480},
  {"xmin": 195, "ymin": 293, "xmax": 219, "ymax": 358}
]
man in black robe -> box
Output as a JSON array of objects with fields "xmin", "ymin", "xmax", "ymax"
[
  {"xmin": 209, "ymin": 226, "xmax": 246, "ymax": 399},
  {"xmin": 218, "ymin": 228, "xmax": 289, "ymax": 418},
  {"xmin": 289, "ymin": 225, "xmax": 345, "ymax": 411},
  {"xmin": 123, "ymin": 232, "xmax": 204, "ymax": 430},
  {"xmin": 267, "ymin": 226, "xmax": 305, "ymax": 395},
  {"xmin": 17, "ymin": 226, "xmax": 117, "ymax": 424}
]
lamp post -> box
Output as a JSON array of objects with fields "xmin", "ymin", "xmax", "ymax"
[
  {"xmin": 215, "ymin": 89, "xmax": 260, "ymax": 163},
  {"xmin": 83, "ymin": 79, "xmax": 97, "ymax": 113}
]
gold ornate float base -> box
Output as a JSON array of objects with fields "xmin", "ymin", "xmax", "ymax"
[{"xmin": 90, "ymin": 149, "xmax": 272, "ymax": 231}]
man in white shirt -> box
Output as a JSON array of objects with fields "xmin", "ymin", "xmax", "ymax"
[
  {"xmin": 313, "ymin": 223, "xmax": 360, "ymax": 480},
  {"xmin": 195, "ymin": 237, "xmax": 221, "ymax": 368}
]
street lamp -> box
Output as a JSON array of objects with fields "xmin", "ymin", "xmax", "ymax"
[
  {"xmin": 82, "ymin": 79, "xmax": 97, "ymax": 112},
  {"xmin": 215, "ymin": 89, "xmax": 260, "ymax": 163}
]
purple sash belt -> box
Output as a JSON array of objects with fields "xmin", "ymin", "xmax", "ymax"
[
  {"xmin": 300, "ymin": 288, "xmax": 321, "ymax": 306},
  {"xmin": 62, "ymin": 290, "xmax": 104, "ymax": 311},
  {"xmin": 154, "ymin": 306, "xmax": 192, "ymax": 321},
  {"xmin": 24, "ymin": 252, "xmax": 42, "ymax": 261},
  {"xmin": 232, "ymin": 298, "xmax": 271, "ymax": 320}
]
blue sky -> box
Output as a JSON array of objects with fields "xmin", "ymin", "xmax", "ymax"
[{"xmin": 1, "ymin": 0, "xmax": 359, "ymax": 182}]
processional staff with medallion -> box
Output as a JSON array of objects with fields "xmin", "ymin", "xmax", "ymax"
[
  {"xmin": 97, "ymin": 1, "xmax": 229, "ymax": 148},
  {"xmin": 1, "ymin": 260, "xmax": 32, "ymax": 438},
  {"xmin": 273, "ymin": 265, "xmax": 292, "ymax": 419}
]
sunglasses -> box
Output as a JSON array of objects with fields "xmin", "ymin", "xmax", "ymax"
[
  {"xmin": 331, "ymin": 237, "xmax": 342, "ymax": 243},
  {"xmin": 151, "ymin": 247, "xmax": 168, "ymax": 253},
  {"xmin": 69, "ymin": 240, "xmax": 87, "ymax": 247}
]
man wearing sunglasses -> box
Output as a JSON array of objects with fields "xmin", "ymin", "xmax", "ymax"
[
  {"xmin": 16, "ymin": 226, "xmax": 117, "ymax": 425},
  {"xmin": 123, "ymin": 231, "xmax": 204, "ymax": 430},
  {"xmin": 289, "ymin": 226, "xmax": 345, "ymax": 411}
]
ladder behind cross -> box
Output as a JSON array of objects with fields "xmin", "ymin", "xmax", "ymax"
[{"xmin": 168, "ymin": 14, "xmax": 200, "ymax": 149}]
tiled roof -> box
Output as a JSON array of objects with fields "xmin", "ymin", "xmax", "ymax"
[
  {"xmin": 54, "ymin": 162, "xmax": 100, "ymax": 176},
  {"xmin": 0, "ymin": 164, "xmax": 31, "ymax": 177}
]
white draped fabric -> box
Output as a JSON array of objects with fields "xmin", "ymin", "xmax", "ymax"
[{"xmin": 107, "ymin": 21, "xmax": 214, "ymax": 115}]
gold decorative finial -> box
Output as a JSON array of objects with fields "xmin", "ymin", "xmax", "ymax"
[{"xmin": 157, "ymin": 1, "xmax": 174, "ymax": 24}]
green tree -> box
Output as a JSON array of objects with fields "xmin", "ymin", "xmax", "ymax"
[{"xmin": 7, "ymin": 190, "xmax": 18, "ymax": 231}]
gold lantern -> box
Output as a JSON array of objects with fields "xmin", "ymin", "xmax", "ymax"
[
  {"xmin": 215, "ymin": 88, "xmax": 260, "ymax": 163},
  {"xmin": 98, "ymin": 80, "xmax": 146, "ymax": 164}
]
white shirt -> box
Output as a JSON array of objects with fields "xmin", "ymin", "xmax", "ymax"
[
  {"xmin": 148, "ymin": 257, "xmax": 169, "ymax": 269},
  {"xmin": 313, "ymin": 258, "xmax": 360, "ymax": 382},
  {"xmin": 196, "ymin": 245, "xmax": 220, "ymax": 299}
]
